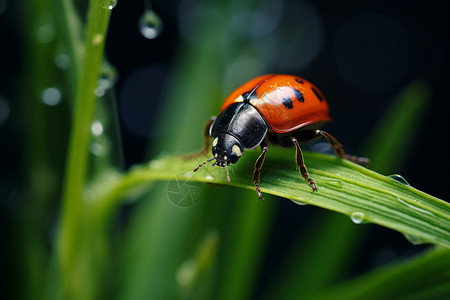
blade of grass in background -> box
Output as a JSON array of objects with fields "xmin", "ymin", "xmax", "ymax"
[
  {"xmin": 57, "ymin": 1, "xmax": 113, "ymax": 299},
  {"xmin": 310, "ymin": 247, "xmax": 450, "ymax": 300},
  {"xmin": 14, "ymin": 0, "xmax": 70, "ymax": 299},
  {"xmin": 361, "ymin": 80, "xmax": 430, "ymax": 173},
  {"xmin": 264, "ymin": 79, "xmax": 432, "ymax": 299}
]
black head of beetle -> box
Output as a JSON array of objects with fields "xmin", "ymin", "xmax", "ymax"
[
  {"xmin": 211, "ymin": 133, "xmax": 244, "ymax": 166},
  {"xmin": 193, "ymin": 102, "xmax": 269, "ymax": 181}
]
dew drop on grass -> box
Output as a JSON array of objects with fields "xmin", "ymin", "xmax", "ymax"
[
  {"xmin": 96, "ymin": 62, "xmax": 118, "ymax": 97},
  {"xmin": 350, "ymin": 211, "xmax": 365, "ymax": 224},
  {"xmin": 103, "ymin": 0, "xmax": 117, "ymax": 10},
  {"xmin": 290, "ymin": 199, "xmax": 308, "ymax": 206},
  {"xmin": 91, "ymin": 121, "xmax": 104, "ymax": 136},
  {"xmin": 54, "ymin": 53, "xmax": 70, "ymax": 69},
  {"xmin": 388, "ymin": 174, "xmax": 410, "ymax": 185},
  {"xmin": 139, "ymin": 10, "xmax": 163, "ymax": 39},
  {"xmin": 41, "ymin": 87, "xmax": 62, "ymax": 106},
  {"xmin": 36, "ymin": 23, "xmax": 55, "ymax": 43},
  {"xmin": 395, "ymin": 194, "xmax": 434, "ymax": 216},
  {"xmin": 90, "ymin": 142, "xmax": 106, "ymax": 156},
  {"xmin": 403, "ymin": 233, "xmax": 427, "ymax": 245}
]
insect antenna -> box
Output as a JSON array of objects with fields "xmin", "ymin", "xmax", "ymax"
[{"xmin": 193, "ymin": 157, "xmax": 216, "ymax": 172}]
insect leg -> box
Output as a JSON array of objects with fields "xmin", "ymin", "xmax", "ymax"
[
  {"xmin": 291, "ymin": 137, "xmax": 317, "ymax": 191},
  {"xmin": 315, "ymin": 130, "xmax": 369, "ymax": 166},
  {"xmin": 253, "ymin": 141, "xmax": 268, "ymax": 199}
]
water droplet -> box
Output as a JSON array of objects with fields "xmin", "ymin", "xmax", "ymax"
[
  {"xmin": 96, "ymin": 62, "xmax": 118, "ymax": 97},
  {"xmin": 290, "ymin": 199, "xmax": 308, "ymax": 206},
  {"xmin": 90, "ymin": 142, "xmax": 106, "ymax": 156},
  {"xmin": 350, "ymin": 211, "xmax": 365, "ymax": 224},
  {"xmin": 91, "ymin": 121, "xmax": 104, "ymax": 136},
  {"xmin": 395, "ymin": 195, "xmax": 434, "ymax": 216},
  {"xmin": 98, "ymin": 63, "xmax": 118, "ymax": 89},
  {"xmin": 139, "ymin": 10, "xmax": 163, "ymax": 39},
  {"xmin": 36, "ymin": 23, "xmax": 55, "ymax": 43},
  {"xmin": 403, "ymin": 233, "xmax": 427, "ymax": 245},
  {"xmin": 41, "ymin": 87, "xmax": 62, "ymax": 106},
  {"xmin": 205, "ymin": 175, "xmax": 215, "ymax": 180},
  {"xmin": 54, "ymin": 53, "xmax": 70, "ymax": 69},
  {"xmin": 103, "ymin": 0, "xmax": 117, "ymax": 10},
  {"xmin": 388, "ymin": 174, "xmax": 410, "ymax": 185},
  {"xmin": 0, "ymin": 96, "xmax": 10, "ymax": 126}
]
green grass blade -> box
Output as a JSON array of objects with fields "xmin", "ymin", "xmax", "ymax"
[
  {"xmin": 362, "ymin": 80, "xmax": 430, "ymax": 173},
  {"xmin": 57, "ymin": 1, "xmax": 113, "ymax": 299},
  {"xmin": 99, "ymin": 150, "xmax": 450, "ymax": 249},
  {"xmin": 310, "ymin": 247, "xmax": 450, "ymax": 300}
]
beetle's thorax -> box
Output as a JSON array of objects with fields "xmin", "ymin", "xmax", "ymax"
[{"xmin": 209, "ymin": 103, "xmax": 268, "ymax": 156}]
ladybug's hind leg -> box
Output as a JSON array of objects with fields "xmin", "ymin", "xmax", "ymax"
[
  {"xmin": 315, "ymin": 130, "xmax": 369, "ymax": 166},
  {"xmin": 183, "ymin": 117, "xmax": 216, "ymax": 159},
  {"xmin": 253, "ymin": 142, "xmax": 268, "ymax": 199},
  {"xmin": 291, "ymin": 137, "xmax": 317, "ymax": 191}
]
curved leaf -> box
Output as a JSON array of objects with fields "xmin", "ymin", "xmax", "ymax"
[{"xmin": 99, "ymin": 149, "xmax": 450, "ymax": 249}]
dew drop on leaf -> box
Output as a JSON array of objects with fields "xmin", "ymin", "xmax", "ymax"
[
  {"xmin": 35, "ymin": 19, "xmax": 55, "ymax": 43},
  {"xmin": 96, "ymin": 62, "xmax": 118, "ymax": 97},
  {"xmin": 350, "ymin": 211, "xmax": 365, "ymax": 224},
  {"xmin": 290, "ymin": 199, "xmax": 308, "ymax": 206},
  {"xmin": 41, "ymin": 87, "xmax": 62, "ymax": 106},
  {"xmin": 403, "ymin": 233, "xmax": 427, "ymax": 245},
  {"xmin": 139, "ymin": 10, "xmax": 163, "ymax": 39},
  {"xmin": 388, "ymin": 174, "xmax": 410, "ymax": 185},
  {"xmin": 54, "ymin": 53, "xmax": 70, "ymax": 69},
  {"xmin": 103, "ymin": 0, "xmax": 117, "ymax": 10},
  {"xmin": 90, "ymin": 142, "xmax": 107, "ymax": 156},
  {"xmin": 91, "ymin": 120, "xmax": 104, "ymax": 136}
]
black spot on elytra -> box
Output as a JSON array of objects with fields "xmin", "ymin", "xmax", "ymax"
[
  {"xmin": 242, "ymin": 90, "xmax": 258, "ymax": 102},
  {"xmin": 295, "ymin": 78, "xmax": 304, "ymax": 84},
  {"xmin": 294, "ymin": 89, "xmax": 304, "ymax": 102},
  {"xmin": 311, "ymin": 86, "xmax": 324, "ymax": 102},
  {"xmin": 282, "ymin": 97, "xmax": 294, "ymax": 109}
]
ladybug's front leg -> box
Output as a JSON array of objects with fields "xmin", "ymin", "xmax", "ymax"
[
  {"xmin": 291, "ymin": 137, "xmax": 317, "ymax": 191},
  {"xmin": 253, "ymin": 142, "xmax": 268, "ymax": 199},
  {"xmin": 315, "ymin": 130, "xmax": 369, "ymax": 166}
]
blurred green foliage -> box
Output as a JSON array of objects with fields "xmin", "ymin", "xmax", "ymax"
[{"xmin": 8, "ymin": 0, "xmax": 450, "ymax": 300}]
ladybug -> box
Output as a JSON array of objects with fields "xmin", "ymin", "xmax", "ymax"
[{"xmin": 193, "ymin": 74, "xmax": 368, "ymax": 199}]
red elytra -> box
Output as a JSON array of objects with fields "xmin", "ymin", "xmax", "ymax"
[{"xmin": 221, "ymin": 74, "xmax": 331, "ymax": 133}]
